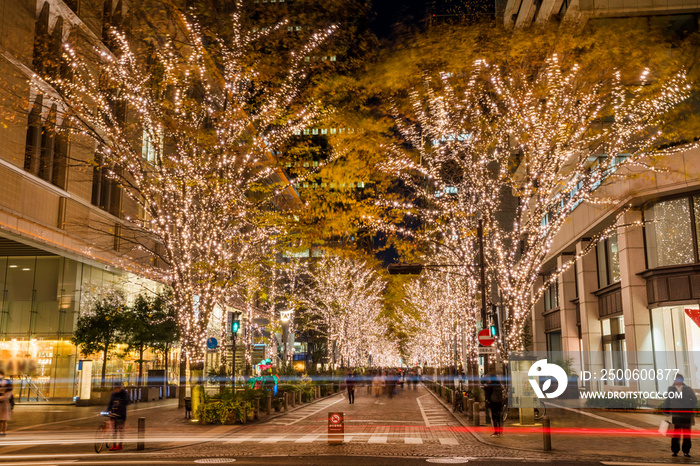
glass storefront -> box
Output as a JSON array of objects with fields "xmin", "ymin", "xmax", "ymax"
[
  {"xmin": 651, "ymin": 305, "xmax": 700, "ymax": 391},
  {"xmin": 0, "ymin": 253, "xmax": 165, "ymax": 400}
]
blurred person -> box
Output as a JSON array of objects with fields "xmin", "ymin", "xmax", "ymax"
[
  {"xmin": 106, "ymin": 381, "xmax": 131, "ymax": 451},
  {"xmin": 0, "ymin": 371, "xmax": 11, "ymax": 436},
  {"xmin": 346, "ymin": 371, "xmax": 356, "ymax": 404},
  {"xmin": 663, "ymin": 374, "xmax": 698, "ymax": 457},
  {"xmin": 483, "ymin": 370, "xmax": 504, "ymax": 437},
  {"xmin": 372, "ymin": 371, "xmax": 384, "ymax": 398}
]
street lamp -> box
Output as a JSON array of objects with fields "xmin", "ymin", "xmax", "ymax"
[
  {"xmin": 231, "ymin": 311, "xmax": 241, "ymax": 392},
  {"xmin": 281, "ymin": 310, "xmax": 293, "ymax": 367}
]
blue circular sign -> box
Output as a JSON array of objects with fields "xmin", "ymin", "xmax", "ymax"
[{"xmin": 206, "ymin": 337, "xmax": 218, "ymax": 349}]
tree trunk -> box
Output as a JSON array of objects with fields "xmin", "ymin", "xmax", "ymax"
[
  {"xmin": 101, "ymin": 343, "xmax": 109, "ymax": 390},
  {"xmin": 164, "ymin": 343, "xmax": 169, "ymax": 398},
  {"xmin": 178, "ymin": 351, "xmax": 186, "ymax": 408},
  {"xmin": 138, "ymin": 346, "xmax": 145, "ymax": 388}
]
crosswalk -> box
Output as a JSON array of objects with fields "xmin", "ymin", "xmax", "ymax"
[
  {"xmin": 417, "ymin": 394, "xmax": 460, "ymax": 427},
  {"xmin": 266, "ymin": 394, "xmax": 346, "ymax": 426}
]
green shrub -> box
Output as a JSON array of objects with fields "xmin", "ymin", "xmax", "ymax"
[{"xmin": 196, "ymin": 401, "xmax": 232, "ymax": 425}]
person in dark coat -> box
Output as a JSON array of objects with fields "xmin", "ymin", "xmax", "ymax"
[
  {"xmin": 346, "ymin": 372, "xmax": 356, "ymax": 404},
  {"xmin": 106, "ymin": 381, "xmax": 131, "ymax": 451},
  {"xmin": 482, "ymin": 371, "xmax": 504, "ymax": 437},
  {"xmin": 662, "ymin": 374, "xmax": 698, "ymax": 457}
]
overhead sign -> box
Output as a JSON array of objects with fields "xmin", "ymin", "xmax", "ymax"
[
  {"xmin": 478, "ymin": 329, "xmax": 495, "ymax": 347},
  {"xmin": 206, "ymin": 337, "xmax": 218, "ymax": 349}
]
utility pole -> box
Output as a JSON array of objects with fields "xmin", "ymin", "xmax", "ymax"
[
  {"xmin": 478, "ymin": 219, "xmax": 489, "ymax": 373},
  {"xmin": 231, "ymin": 311, "xmax": 240, "ymax": 393}
]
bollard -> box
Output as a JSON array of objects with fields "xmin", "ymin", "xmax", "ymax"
[
  {"xmin": 462, "ymin": 396, "xmax": 468, "ymax": 413},
  {"xmin": 137, "ymin": 417, "xmax": 145, "ymax": 451},
  {"xmin": 298, "ymin": 390, "xmax": 302, "ymax": 404},
  {"xmin": 255, "ymin": 396, "xmax": 260, "ymax": 420},
  {"xmin": 317, "ymin": 386, "xmax": 321, "ymax": 398},
  {"xmin": 467, "ymin": 399, "xmax": 474, "ymax": 421},
  {"xmin": 283, "ymin": 392, "xmax": 288, "ymax": 411},
  {"xmin": 291, "ymin": 391, "xmax": 296, "ymax": 408},
  {"xmin": 472, "ymin": 402, "xmax": 480, "ymax": 427},
  {"xmin": 543, "ymin": 415, "xmax": 552, "ymax": 451},
  {"xmin": 266, "ymin": 394, "xmax": 272, "ymax": 415},
  {"xmin": 242, "ymin": 405, "xmax": 247, "ymax": 424}
]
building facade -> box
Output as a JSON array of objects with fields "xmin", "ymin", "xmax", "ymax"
[{"xmin": 0, "ymin": 0, "xmax": 169, "ymax": 401}]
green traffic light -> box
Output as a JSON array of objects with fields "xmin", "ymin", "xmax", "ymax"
[
  {"xmin": 490, "ymin": 325, "xmax": 497, "ymax": 336},
  {"xmin": 232, "ymin": 321, "xmax": 240, "ymax": 333}
]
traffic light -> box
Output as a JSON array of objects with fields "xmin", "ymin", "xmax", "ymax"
[
  {"xmin": 231, "ymin": 312, "xmax": 241, "ymax": 334},
  {"xmin": 489, "ymin": 324, "xmax": 497, "ymax": 337}
]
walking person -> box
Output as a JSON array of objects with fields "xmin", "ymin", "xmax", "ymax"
[
  {"xmin": 0, "ymin": 371, "xmax": 11, "ymax": 436},
  {"xmin": 483, "ymin": 370, "xmax": 504, "ymax": 437},
  {"xmin": 372, "ymin": 371, "xmax": 384, "ymax": 398},
  {"xmin": 346, "ymin": 371, "xmax": 356, "ymax": 404},
  {"xmin": 662, "ymin": 374, "xmax": 698, "ymax": 457},
  {"xmin": 106, "ymin": 381, "xmax": 131, "ymax": 451}
]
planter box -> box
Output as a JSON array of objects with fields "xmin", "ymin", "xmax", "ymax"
[
  {"xmin": 141, "ymin": 387, "xmax": 159, "ymax": 402},
  {"xmin": 88, "ymin": 391, "xmax": 112, "ymax": 406}
]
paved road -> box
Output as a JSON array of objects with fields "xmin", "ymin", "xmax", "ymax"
[{"xmin": 0, "ymin": 384, "xmax": 698, "ymax": 464}]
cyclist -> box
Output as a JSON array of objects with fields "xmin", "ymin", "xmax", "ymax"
[{"xmin": 106, "ymin": 381, "xmax": 130, "ymax": 451}]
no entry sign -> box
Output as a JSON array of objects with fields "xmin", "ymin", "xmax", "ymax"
[{"xmin": 478, "ymin": 328, "xmax": 495, "ymax": 347}]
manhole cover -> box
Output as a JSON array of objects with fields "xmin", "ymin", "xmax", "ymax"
[
  {"xmin": 194, "ymin": 459, "xmax": 237, "ymax": 464},
  {"xmin": 425, "ymin": 458, "xmax": 471, "ymax": 464}
]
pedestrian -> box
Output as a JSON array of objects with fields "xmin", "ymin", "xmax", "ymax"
[
  {"xmin": 346, "ymin": 371, "xmax": 356, "ymax": 404},
  {"xmin": 483, "ymin": 370, "xmax": 504, "ymax": 437},
  {"xmin": 662, "ymin": 374, "xmax": 698, "ymax": 457},
  {"xmin": 372, "ymin": 371, "xmax": 384, "ymax": 398},
  {"xmin": 106, "ymin": 381, "xmax": 131, "ymax": 451},
  {"xmin": 0, "ymin": 371, "xmax": 11, "ymax": 436}
]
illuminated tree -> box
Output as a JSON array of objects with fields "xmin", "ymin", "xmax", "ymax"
[
  {"xmin": 47, "ymin": 3, "xmax": 334, "ymax": 371},
  {"xmin": 384, "ymin": 56, "xmax": 695, "ymax": 351},
  {"xmin": 301, "ymin": 256, "xmax": 388, "ymax": 367}
]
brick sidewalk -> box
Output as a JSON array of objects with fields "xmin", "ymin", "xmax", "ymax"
[{"xmin": 424, "ymin": 383, "xmax": 695, "ymax": 462}]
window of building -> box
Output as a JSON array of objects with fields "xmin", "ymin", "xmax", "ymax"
[
  {"xmin": 141, "ymin": 129, "xmax": 162, "ymax": 163},
  {"xmin": 596, "ymin": 234, "xmax": 620, "ymax": 288},
  {"xmin": 602, "ymin": 315, "xmax": 627, "ymax": 386},
  {"xmin": 91, "ymin": 149, "xmax": 121, "ymax": 217},
  {"xmin": 24, "ymin": 100, "xmax": 68, "ymax": 189},
  {"xmin": 644, "ymin": 197, "xmax": 697, "ymax": 268},
  {"xmin": 547, "ymin": 331, "xmax": 562, "ymax": 356},
  {"xmin": 543, "ymin": 271, "xmax": 559, "ymax": 312}
]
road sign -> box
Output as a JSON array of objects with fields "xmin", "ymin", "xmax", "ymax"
[
  {"xmin": 328, "ymin": 412, "xmax": 344, "ymax": 445},
  {"xmin": 478, "ymin": 328, "xmax": 495, "ymax": 347},
  {"xmin": 478, "ymin": 346, "xmax": 496, "ymax": 354},
  {"xmin": 206, "ymin": 337, "xmax": 218, "ymax": 349}
]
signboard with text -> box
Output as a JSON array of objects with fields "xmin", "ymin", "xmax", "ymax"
[{"xmin": 328, "ymin": 412, "xmax": 344, "ymax": 445}]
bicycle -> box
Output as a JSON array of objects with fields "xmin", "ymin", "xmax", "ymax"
[{"xmin": 94, "ymin": 412, "xmax": 117, "ymax": 453}]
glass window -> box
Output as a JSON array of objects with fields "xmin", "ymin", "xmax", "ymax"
[
  {"xmin": 597, "ymin": 234, "xmax": 621, "ymax": 287},
  {"xmin": 645, "ymin": 198, "xmax": 695, "ymax": 268},
  {"xmin": 602, "ymin": 315, "xmax": 626, "ymax": 386}
]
